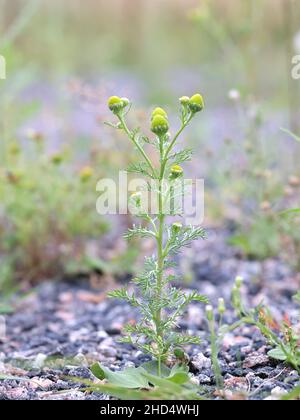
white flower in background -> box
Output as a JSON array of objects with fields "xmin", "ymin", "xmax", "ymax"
[
  {"xmin": 293, "ymin": 31, "xmax": 300, "ymax": 53},
  {"xmin": 228, "ymin": 89, "xmax": 241, "ymax": 101}
]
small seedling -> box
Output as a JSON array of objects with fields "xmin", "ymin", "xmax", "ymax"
[{"xmin": 231, "ymin": 277, "xmax": 300, "ymax": 373}]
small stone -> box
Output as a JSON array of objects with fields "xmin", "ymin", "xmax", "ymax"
[
  {"xmin": 5, "ymin": 387, "xmax": 29, "ymax": 400},
  {"xmin": 224, "ymin": 375, "xmax": 248, "ymax": 391},
  {"xmin": 59, "ymin": 292, "xmax": 73, "ymax": 304},
  {"xmin": 241, "ymin": 346, "xmax": 252, "ymax": 355},
  {"xmin": 32, "ymin": 353, "xmax": 47, "ymax": 370},
  {"xmin": 96, "ymin": 330, "xmax": 108, "ymax": 339},
  {"xmin": 255, "ymin": 366, "xmax": 275, "ymax": 379},
  {"xmin": 38, "ymin": 390, "xmax": 86, "ymax": 400},
  {"xmin": 98, "ymin": 338, "xmax": 117, "ymax": 357},
  {"xmin": 187, "ymin": 305, "xmax": 203, "ymax": 327},
  {"xmin": 191, "ymin": 352, "xmax": 211, "ymax": 371},
  {"xmin": 73, "ymin": 353, "xmax": 88, "ymax": 366},
  {"xmin": 223, "ymin": 333, "xmax": 251, "ymax": 348},
  {"xmin": 264, "ymin": 386, "xmax": 288, "ymax": 400},
  {"xmin": 26, "ymin": 377, "xmax": 54, "ymax": 391},
  {"xmin": 124, "ymin": 361, "xmax": 135, "ymax": 368},
  {"xmin": 243, "ymin": 353, "xmax": 269, "ymax": 369},
  {"xmin": 197, "ymin": 374, "xmax": 211, "ymax": 384},
  {"xmin": 69, "ymin": 328, "xmax": 89, "ymax": 343},
  {"xmin": 190, "ymin": 375, "xmax": 200, "ymax": 386}
]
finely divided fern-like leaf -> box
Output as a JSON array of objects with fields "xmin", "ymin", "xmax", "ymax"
[
  {"xmin": 168, "ymin": 148, "xmax": 194, "ymax": 165},
  {"xmin": 124, "ymin": 225, "xmax": 156, "ymax": 240},
  {"xmin": 168, "ymin": 226, "xmax": 206, "ymax": 255},
  {"xmin": 107, "ymin": 288, "xmax": 140, "ymax": 307},
  {"xmin": 127, "ymin": 162, "xmax": 155, "ymax": 178}
]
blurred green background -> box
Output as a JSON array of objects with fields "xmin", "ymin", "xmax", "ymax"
[{"xmin": 1, "ymin": 0, "xmax": 300, "ymax": 107}]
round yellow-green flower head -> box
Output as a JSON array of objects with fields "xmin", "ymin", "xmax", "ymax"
[
  {"xmin": 51, "ymin": 153, "xmax": 63, "ymax": 165},
  {"xmin": 179, "ymin": 96, "xmax": 190, "ymax": 105},
  {"xmin": 151, "ymin": 107, "xmax": 168, "ymax": 120},
  {"xmin": 151, "ymin": 115, "xmax": 169, "ymax": 136},
  {"xmin": 218, "ymin": 298, "xmax": 226, "ymax": 315},
  {"xmin": 171, "ymin": 222, "xmax": 182, "ymax": 235},
  {"xmin": 188, "ymin": 94, "xmax": 204, "ymax": 113},
  {"xmin": 80, "ymin": 166, "xmax": 93, "ymax": 182},
  {"xmin": 170, "ymin": 164, "xmax": 184, "ymax": 179},
  {"xmin": 9, "ymin": 142, "xmax": 20, "ymax": 155},
  {"xmin": 235, "ymin": 276, "xmax": 243, "ymax": 289},
  {"xmin": 108, "ymin": 96, "xmax": 128, "ymax": 113},
  {"xmin": 205, "ymin": 305, "xmax": 214, "ymax": 322}
]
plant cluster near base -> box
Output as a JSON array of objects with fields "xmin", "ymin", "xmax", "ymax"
[
  {"xmin": 106, "ymin": 94, "xmax": 208, "ymax": 375},
  {"xmin": 207, "ymin": 277, "xmax": 300, "ymax": 378}
]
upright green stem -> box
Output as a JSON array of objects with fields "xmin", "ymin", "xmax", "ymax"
[
  {"xmin": 161, "ymin": 115, "xmax": 192, "ymax": 175},
  {"xmin": 155, "ymin": 136, "xmax": 166, "ymax": 376},
  {"xmin": 208, "ymin": 318, "xmax": 223, "ymax": 390}
]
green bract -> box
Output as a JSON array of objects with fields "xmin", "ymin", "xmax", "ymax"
[
  {"xmin": 171, "ymin": 222, "xmax": 183, "ymax": 235},
  {"xmin": 188, "ymin": 93, "xmax": 204, "ymax": 113},
  {"xmin": 121, "ymin": 97, "xmax": 130, "ymax": 107},
  {"xmin": 151, "ymin": 115, "xmax": 169, "ymax": 136},
  {"xmin": 179, "ymin": 96, "xmax": 190, "ymax": 105}
]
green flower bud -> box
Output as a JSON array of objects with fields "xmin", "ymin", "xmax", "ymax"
[
  {"xmin": 235, "ymin": 276, "xmax": 243, "ymax": 289},
  {"xmin": 231, "ymin": 286, "xmax": 242, "ymax": 313},
  {"xmin": 108, "ymin": 96, "xmax": 124, "ymax": 113},
  {"xmin": 9, "ymin": 142, "xmax": 20, "ymax": 155},
  {"xmin": 188, "ymin": 94, "xmax": 204, "ymax": 113},
  {"xmin": 218, "ymin": 298, "xmax": 226, "ymax": 315},
  {"xmin": 179, "ymin": 96, "xmax": 190, "ymax": 105},
  {"xmin": 170, "ymin": 164, "xmax": 183, "ymax": 179},
  {"xmin": 79, "ymin": 166, "xmax": 93, "ymax": 182},
  {"xmin": 130, "ymin": 191, "xmax": 142, "ymax": 207},
  {"xmin": 174, "ymin": 348, "xmax": 185, "ymax": 359},
  {"xmin": 51, "ymin": 153, "xmax": 63, "ymax": 165},
  {"xmin": 171, "ymin": 222, "xmax": 182, "ymax": 235},
  {"xmin": 151, "ymin": 115, "xmax": 169, "ymax": 136},
  {"xmin": 174, "ymin": 348, "xmax": 189, "ymax": 363},
  {"xmin": 205, "ymin": 305, "xmax": 214, "ymax": 322},
  {"xmin": 151, "ymin": 107, "xmax": 168, "ymax": 120}
]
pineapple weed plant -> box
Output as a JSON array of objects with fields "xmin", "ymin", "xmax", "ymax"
[
  {"xmin": 84, "ymin": 94, "xmax": 210, "ymax": 399},
  {"xmin": 79, "ymin": 96, "xmax": 300, "ymax": 400}
]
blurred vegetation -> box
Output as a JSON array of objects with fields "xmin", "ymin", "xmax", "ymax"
[
  {"xmin": 0, "ymin": 131, "xmax": 109, "ymax": 287},
  {"xmin": 1, "ymin": 0, "xmax": 299, "ymax": 107},
  {"xmin": 0, "ymin": 0, "xmax": 300, "ymax": 293}
]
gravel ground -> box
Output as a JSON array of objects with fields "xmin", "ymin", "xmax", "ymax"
[{"xmin": 0, "ymin": 228, "xmax": 299, "ymax": 400}]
